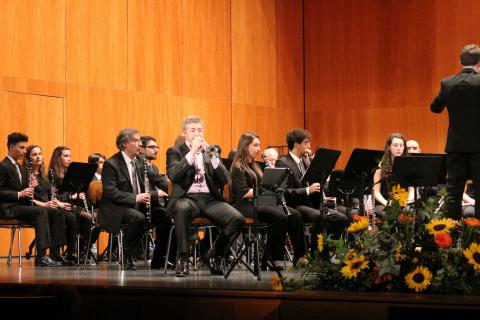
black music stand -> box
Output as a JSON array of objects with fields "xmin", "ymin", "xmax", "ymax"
[
  {"xmin": 224, "ymin": 168, "xmax": 288, "ymax": 280},
  {"xmin": 301, "ymin": 148, "xmax": 341, "ymax": 214},
  {"xmin": 59, "ymin": 162, "xmax": 98, "ymax": 195},
  {"xmin": 338, "ymin": 149, "xmax": 383, "ymax": 211},
  {"xmin": 393, "ymin": 155, "xmax": 445, "ymax": 232}
]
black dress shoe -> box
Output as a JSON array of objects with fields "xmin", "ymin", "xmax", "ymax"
[
  {"xmin": 35, "ymin": 255, "xmax": 63, "ymax": 267},
  {"xmin": 260, "ymin": 260, "xmax": 285, "ymax": 272},
  {"xmin": 175, "ymin": 255, "xmax": 189, "ymax": 277},
  {"xmin": 124, "ymin": 255, "xmax": 136, "ymax": 270}
]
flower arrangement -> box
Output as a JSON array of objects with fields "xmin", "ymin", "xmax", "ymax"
[{"xmin": 276, "ymin": 186, "xmax": 480, "ymax": 294}]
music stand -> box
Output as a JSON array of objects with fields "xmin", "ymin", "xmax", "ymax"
[
  {"xmin": 393, "ymin": 155, "xmax": 445, "ymax": 233},
  {"xmin": 301, "ymin": 148, "xmax": 341, "ymax": 214},
  {"xmin": 59, "ymin": 162, "xmax": 98, "ymax": 194},
  {"xmin": 224, "ymin": 168, "xmax": 288, "ymax": 280}
]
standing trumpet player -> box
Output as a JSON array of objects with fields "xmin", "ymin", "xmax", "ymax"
[{"xmin": 166, "ymin": 116, "xmax": 245, "ymax": 277}]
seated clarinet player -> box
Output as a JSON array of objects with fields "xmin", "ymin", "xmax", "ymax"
[
  {"xmin": 97, "ymin": 128, "xmax": 162, "ymax": 270},
  {"xmin": 166, "ymin": 116, "xmax": 245, "ymax": 277},
  {"xmin": 0, "ymin": 133, "xmax": 62, "ymax": 267},
  {"xmin": 275, "ymin": 129, "xmax": 349, "ymax": 257},
  {"xmin": 24, "ymin": 144, "xmax": 77, "ymax": 265},
  {"xmin": 48, "ymin": 146, "xmax": 83, "ymax": 262},
  {"xmin": 139, "ymin": 135, "xmax": 174, "ymax": 269}
]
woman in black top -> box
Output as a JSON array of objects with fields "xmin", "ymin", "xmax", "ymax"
[
  {"xmin": 230, "ymin": 133, "xmax": 289, "ymax": 269},
  {"xmin": 25, "ymin": 144, "xmax": 74, "ymax": 263}
]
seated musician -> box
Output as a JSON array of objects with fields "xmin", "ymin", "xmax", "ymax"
[
  {"xmin": 262, "ymin": 147, "xmax": 278, "ymax": 168},
  {"xmin": 166, "ymin": 116, "xmax": 245, "ymax": 277},
  {"xmin": 275, "ymin": 129, "xmax": 349, "ymax": 257},
  {"xmin": 0, "ymin": 133, "xmax": 62, "ymax": 267},
  {"xmin": 139, "ymin": 135, "xmax": 173, "ymax": 269},
  {"xmin": 97, "ymin": 128, "xmax": 163, "ymax": 270},
  {"xmin": 88, "ymin": 153, "xmax": 106, "ymax": 182},
  {"xmin": 373, "ymin": 133, "xmax": 414, "ymax": 214},
  {"xmin": 24, "ymin": 144, "xmax": 77, "ymax": 264},
  {"xmin": 230, "ymin": 133, "xmax": 290, "ymax": 270}
]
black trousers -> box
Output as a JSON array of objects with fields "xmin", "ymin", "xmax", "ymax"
[
  {"xmin": 150, "ymin": 206, "xmax": 174, "ymax": 265},
  {"xmin": 44, "ymin": 208, "xmax": 68, "ymax": 252},
  {"xmin": 120, "ymin": 207, "xmax": 147, "ymax": 257},
  {"xmin": 11, "ymin": 205, "xmax": 62, "ymax": 253},
  {"xmin": 296, "ymin": 205, "xmax": 349, "ymax": 256},
  {"xmin": 172, "ymin": 193, "xmax": 245, "ymax": 257},
  {"xmin": 446, "ymin": 152, "xmax": 480, "ymax": 219},
  {"xmin": 234, "ymin": 203, "xmax": 287, "ymax": 261},
  {"xmin": 279, "ymin": 205, "xmax": 306, "ymax": 263}
]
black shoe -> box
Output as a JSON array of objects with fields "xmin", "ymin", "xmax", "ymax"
[
  {"xmin": 35, "ymin": 255, "xmax": 63, "ymax": 267},
  {"xmin": 124, "ymin": 255, "xmax": 136, "ymax": 270},
  {"xmin": 207, "ymin": 256, "xmax": 226, "ymax": 275},
  {"xmin": 175, "ymin": 255, "xmax": 189, "ymax": 277},
  {"xmin": 260, "ymin": 260, "xmax": 285, "ymax": 272}
]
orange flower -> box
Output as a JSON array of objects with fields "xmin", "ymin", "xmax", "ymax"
[
  {"xmin": 464, "ymin": 218, "xmax": 480, "ymax": 227},
  {"xmin": 352, "ymin": 214, "xmax": 368, "ymax": 222},
  {"xmin": 434, "ymin": 233, "xmax": 453, "ymax": 249},
  {"xmin": 398, "ymin": 213, "xmax": 414, "ymax": 224}
]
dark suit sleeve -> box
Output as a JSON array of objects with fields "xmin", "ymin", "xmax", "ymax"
[
  {"xmin": 0, "ymin": 164, "xmax": 20, "ymax": 202},
  {"xmin": 212, "ymin": 161, "xmax": 229, "ymax": 186},
  {"xmin": 430, "ymin": 81, "xmax": 447, "ymax": 113},
  {"xmin": 166, "ymin": 147, "xmax": 193, "ymax": 183},
  {"xmin": 231, "ymin": 167, "xmax": 251, "ymax": 203},
  {"xmin": 275, "ymin": 158, "xmax": 308, "ymax": 205},
  {"xmin": 149, "ymin": 165, "xmax": 169, "ymax": 192},
  {"xmin": 102, "ymin": 160, "xmax": 137, "ymax": 206}
]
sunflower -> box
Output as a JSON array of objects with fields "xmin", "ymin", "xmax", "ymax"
[
  {"xmin": 344, "ymin": 249, "xmax": 357, "ymax": 262},
  {"xmin": 434, "ymin": 232, "xmax": 453, "ymax": 249},
  {"xmin": 464, "ymin": 218, "xmax": 480, "ymax": 228},
  {"xmin": 404, "ymin": 266, "xmax": 433, "ymax": 292},
  {"xmin": 391, "ymin": 184, "xmax": 409, "ymax": 207},
  {"xmin": 395, "ymin": 242, "xmax": 406, "ymax": 262},
  {"xmin": 425, "ymin": 218, "xmax": 456, "ymax": 235},
  {"xmin": 317, "ymin": 234, "xmax": 324, "ymax": 253},
  {"xmin": 341, "ymin": 255, "xmax": 369, "ymax": 279},
  {"xmin": 347, "ymin": 216, "xmax": 369, "ymax": 233},
  {"xmin": 463, "ymin": 242, "xmax": 480, "ymax": 272},
  {"xmin": 271, "ymin": 275, "xmax": 283, "ymax": 291}
]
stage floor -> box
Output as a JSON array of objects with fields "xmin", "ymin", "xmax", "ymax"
[{"xmin": 0, "ymin": 257, "xmax": 281, "ymax": 291}]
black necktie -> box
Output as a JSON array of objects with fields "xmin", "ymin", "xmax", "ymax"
[{"xmin": 131, "ymin": 160, "xmax": 139, "ymax": 194}]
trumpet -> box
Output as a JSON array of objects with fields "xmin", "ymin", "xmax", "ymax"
[
  {"xmin": 204, "ymin": 144, "xmax": 221, "ymax": 159},
  {"xmin": 143, "ymin": 157, "xmax": 152, "ymax": 225}
]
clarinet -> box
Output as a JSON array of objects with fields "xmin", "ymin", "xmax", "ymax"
[
  {"xmin": 143, "ymin": 157, "xmax": 152, "ymax": 226},
  {"xmin": 27, "ymin": 160, "xmax": 34, "ymax": 205},
  {"xmin": 49, "ymin": 169, "xmax": 57, "ymax": 200}
]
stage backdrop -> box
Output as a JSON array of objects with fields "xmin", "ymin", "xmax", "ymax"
[
  {"xmin": 1, "ymin": 0, "xmax": 478, "ymax": 257},
  {"xmin": 0, "ymin": 0, "xmax": 304, "ymax": 257}
]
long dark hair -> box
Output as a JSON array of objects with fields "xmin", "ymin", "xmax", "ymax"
[
  {"xmin": 24, "ymin": 144, "xmax": 47, "ymax": 181},
  {"xmin": 380, "ymin": 132, "xmax": 408, "ymax": 179},
  {"xmin": 48, "ymin": 146, "xmax": 71, "ymax": 179},
  {"xmin": 230, "ymin": 132, "xmax": 263, "ymax": 186}
]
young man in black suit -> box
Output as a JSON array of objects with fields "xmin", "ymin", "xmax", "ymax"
[
  {"xmin": 0, "ymin": 132, "xmax": 62, "ymax": 267},
  {"xmin": 140, "ymin": 135, "xmax": 173, "ymax": 269},
  {"xmin": 166, "ymin": 116, "xmax": 245, "ymax": 277},
  {"xmin": 275, "ymin": 129, "xmax": 349, "ymax": 256},
  {"xmin": 97, "ymin": 128, "xmax": 165, "ymax": 270},
  {"xmin": 431, "ymin": 44, "xmax": 480, "ymax": 219}
]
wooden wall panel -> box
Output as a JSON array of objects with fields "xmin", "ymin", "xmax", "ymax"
[
  {"xmin": 182, "ymin": 0, "xmax": 231, "ymax": 102},
  {"xmin": 303, "ymin": 0, "xmax": 475, "ymax": 167},
  {"xmin": 127, "ymin": 0, "xmax": 182, "ymax": 95},
  {"xmin": 0, "ymin": 0, "xmax": 65, "ymax": 97},
  {"xmin": 0, "ymin": 91, "xmax": 64, "ymax": 257},
  {"xmin": 66, "ymin": 0, "xmax": 127, "ymax": 89}
]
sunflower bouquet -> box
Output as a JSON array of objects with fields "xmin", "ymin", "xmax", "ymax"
[{"xmin": 276, "ymin": 186, "xmax": 480, "ymax": 294}]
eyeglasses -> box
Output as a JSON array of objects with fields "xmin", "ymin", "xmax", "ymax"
[{"xmin": 144, "ymin": 145, "xmax": 159, "ymax": 150}]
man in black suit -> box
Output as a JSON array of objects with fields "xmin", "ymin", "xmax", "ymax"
[
  {"xmin": 0, "ymin": 132, "xmax": 62, "ymax": 267},
  {"xmin": 275, "ymin": 129, "xmax": 349, "ymax": 256},
  {"xmin": 97, "ymin": 128, "xmax": 164, "ymax": 270},
  {"xmin": 166, "ymin": 116, "xmax": 245, "ymax": 277},
  {"xmin": 431, "ymin": 44, "xmax": 480, "ymax": 219},
  {"xmin": 140, "ymin": 135, "xmax": 173, "ymax": 269}
]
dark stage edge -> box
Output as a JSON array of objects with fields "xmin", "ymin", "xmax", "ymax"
[{"xmin": 1, "ymin": 259, "xmax": 480, "ymax": 320}]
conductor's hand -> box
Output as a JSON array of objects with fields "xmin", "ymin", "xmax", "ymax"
[
  {"xmin": 19, "ymin": 187, "xmax": 34, "ymax": 199},
  {"xmin": 136, "ymin": 192, "xmax": 151, "ymax": 205},
  {"xmin": 308, "ymin": 183, "xmax": 321, "ymax": 194}
]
